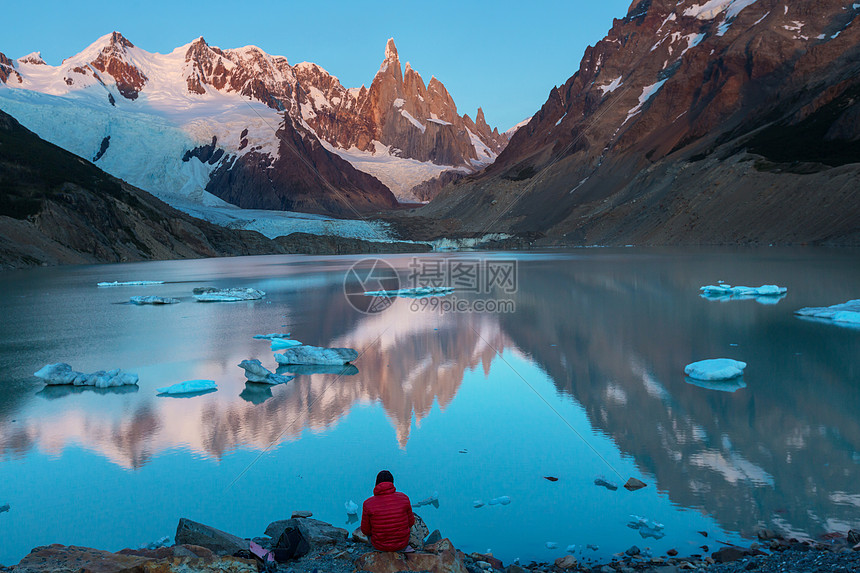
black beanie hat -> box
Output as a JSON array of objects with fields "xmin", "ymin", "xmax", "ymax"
[{"xmin": 376, "ymin": 470, "xmax": 394, "ymax": 485}]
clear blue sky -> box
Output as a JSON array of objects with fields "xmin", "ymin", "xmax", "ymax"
[{"xmin": 2, "ymin": 0, "xmax": 632, "ymax": 130}]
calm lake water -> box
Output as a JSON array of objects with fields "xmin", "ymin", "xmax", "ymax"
[{"xmin": 1, "ymin": 248, "xmax": 859, "ymax": 566}]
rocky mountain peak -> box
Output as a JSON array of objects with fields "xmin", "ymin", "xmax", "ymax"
[
  {"xmin": 87, "ymin": 31, "xmax": 146, "ymax": 100},
  {"xmin": 108, "ymin": 31, "xmax": 134, "ymax": 49},
  {"xmin": 0, "ymin": 51, "xmax": 20, "ymax": 84},
  {"xmin": 18, "ymin": 52, "xmax": 45, "ymax": 65},
  {"xmin": 384, "ymin": 38, "xmax": 399, "ymax": 63}
]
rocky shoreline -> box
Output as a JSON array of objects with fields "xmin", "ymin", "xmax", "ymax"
[{"xmin": 3, "ymin": 513, "xmax": 859, "ymax": 573}]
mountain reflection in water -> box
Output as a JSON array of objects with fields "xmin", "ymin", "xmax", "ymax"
[{"xmin": 0, "ymin": 249, "xmax": 858, "ymax": 559}]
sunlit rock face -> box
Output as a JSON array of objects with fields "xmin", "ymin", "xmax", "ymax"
[{"xmin": 420, "ymin": 0, "xmax": 860, "ymax": 246}]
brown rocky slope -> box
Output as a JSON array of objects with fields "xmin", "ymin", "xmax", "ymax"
[{"xmin": 408, "ymin": 0, "xmax": 860, "ymax": 246}]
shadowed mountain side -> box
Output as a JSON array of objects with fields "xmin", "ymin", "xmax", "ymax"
[
  {"xmin": 0, "ymin": 109, "xmax": 287, "ymax": 268},
  {"xmin": 405, "ymin": 0, "xmax": 860, "ymax": 246},
  {"xmin": 496, "ymin": 254, "xmax": 860, "ymax": 539}
]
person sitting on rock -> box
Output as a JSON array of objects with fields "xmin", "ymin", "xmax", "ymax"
[{"xmin": 361, "ymin": 470, "xmax": 415, "ymax": 552}]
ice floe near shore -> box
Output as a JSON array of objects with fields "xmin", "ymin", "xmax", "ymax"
[
  {"xmin": 275, "ymin": 346, "xmax": 359, "ymax": 365},
  {"xmin": 34, "ymin": 363, "xmax": 139, "ymax": 388},
  {"xmin": 364, "ymin": 286, "xmax": 454, "ymax": 298},
  {"xmin": 130, "ymin": 296, "xmax": 180, "ymax": 305},
  {"xmin": 700, "ymin": 284, "xmax": 786, "ymax": 303},
  {"xmin": 156, "ymin": 379, "xmax": 217, "ymax": 395},
  {"xmin": 193, "ymin": 287, "xmax": 265, "ymax": 302},
  {"xmin": 684, "ymin": 358, "xmax": 746, "ymax": 380},
  {"xmin": 795, "ymin": 299, "xmax": 860, "ymax": 328},
  {"xmin": 238, "ymin": 359, "xmax": 294, "ymax": 385},
  {"xmin": 98, "ymin": 280, "xmax": 164, "ymax": 287}
]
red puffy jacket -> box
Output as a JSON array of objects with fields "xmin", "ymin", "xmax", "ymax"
[{"xmin": 360, "ymin": 482, "xmax": 415, "ymax": 551}]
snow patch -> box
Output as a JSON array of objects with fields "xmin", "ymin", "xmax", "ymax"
[
  {"xmin": 599, "ymin": 76, "xmax": 623, "ymax": 95},
  {"xmin": 623, "ymin": 79, "xmax": 667, "ymax": 125},
  {"xmin": 399, "ymin": 109, "xmax": 426, "ymax": 133}
]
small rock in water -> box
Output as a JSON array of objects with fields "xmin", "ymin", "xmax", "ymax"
[
  {"xmin": 344, "ymin": 500, "xmax": 358, "ymax": 515},
  {"xmin": 544, "ymin": 476, "xmax": 559, "ymax": 482},
  {"xmin": 699, "ymin": 531, "xmax": 709, "ymax": 537},
  {"xmin": 473, "ymin": 500, "xmax": 485, "ymax": 508},
  {"xmin": 0, "ymin": 503, "xmax": 9, "ymax": 513},
  {"xmin": 666, "ymin": 549, "xmax": 678, "ymax": 556},
  {"xmin": 156, "ymin": 379, "xmax": 217, "ymax": 396},
  {"xmin": 594, "ymin": 477, "xmax": 619, "ymax": 491},
  {"xmin": 130, "ymin": 295, "xmax": 180, "ymax": 305},
  {"xmin": 625, "ymin": 545, "xmax": 641, "ymax": 557},
  {"xmin": 623, "ymin": 477, "xmax": 647, "ymax": 491},
  {"xmin": 425, "ymin": 529, "xmax": 442, "ymax": 545},
  {"xmin": 587, "ymin": 544, "xmax": 599, "ymax": 551},
  {"xmin": 458, "ymin": 449, "xmax": 468, "ymax": 454},
  {"xmin": 554, "ymin": 555, "xmax": 578, "ymax": 569},
  {"xmin": 546, "ymin": 542, "xmax": 558, "ymax": 549},
  {"xmin": 292, "ymin": 511, "xmax": 312, "ymax": 519}
]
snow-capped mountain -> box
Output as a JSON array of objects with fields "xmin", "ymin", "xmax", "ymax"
[
  {"xmin": 0, "ymin": 32, "xmax": 507, "ymax": 214},
  {"xmin": 418, "ymin": 0, "xmax": 860, "ymax": 246}
]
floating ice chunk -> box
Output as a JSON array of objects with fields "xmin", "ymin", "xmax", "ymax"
[
  {"xmin": 488, "ymin": 496, "xmax": 511, "ymax": 506},
  {"xmin": 685, "ymin": 376, "xmax": 746, "ymax": 392},
  {"xmin": 193, "ymin": 287, "xmax": 265, "ymax": 302},
  {"xmin": 627, "ymin": 515, "xmax": 666, "ymax": 539},
  {"xmin": 684, "ymin": 358, "xmax": 746, "ymax": 380},
  {"xmin": 275, "ymin": 346, "xmax": 359, "ymax": 365},
  {"xmin": 271, "ymin": 338, "xmax": 303, "ymax": 351},
  {"xmin": 594, "ymin": 477, "xmax": 619, "ymax": 491},
  {"xmin": 98, "ymin": 280, "xmax": 164, "ymax": 287},
  {"xmin": 156, "ymin": 379, "xmax": 217, "ymax": 395},
  {"xmin": 546, "ymin": 542, "xmax": 558, "ymax": 549},
  {"xmin": 254, "ymin": 333, "xmax": 291, "ymax": 340},
  {"xmin": 0, "ymin": 503, "xmax": 9, "ymax": 513},
  {"xmin": 34, "ymin": 363, "xmax": 139, "ymax": 388},
  {"xmin": 138, "ymin": 535, "xmax": 171, "ymax": 550},
  {"xmin": 587, "ymin": 544, "xmax": 599, "ymax": 551},
  {"xmin": 345, "ymin": 500, "xmax": 359, "ymax": 515},
  {"xmin": 412, "ymin": 491, "xmax": 440, "ymax": 508},
  {"xmin": 130, "ymin": 296, "xmax": 180, "ymax": 305},
  {"xmin": 795, "ymin": 299, "xmax": 860, "ymax": 329},
  {"xmin": 363, "ymin": 286, "xmax": 455, "ymax": 299},
  {"xmin": 238, "ymin": 359, "xmax": 294, "ymax": 385},
  {"xmin": 700, "ymin": 284, "xmax": 787, "ymax": 303},
  {"xmin": 566, "ymin": 544, "xmax": 576, "ymax": 553},
  {"xmin": 473, "ymin": 500, "xmax": 485, "ymax": 508}
]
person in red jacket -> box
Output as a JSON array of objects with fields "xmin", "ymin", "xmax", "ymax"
[{"xmin": 360, "ymin": 470, "xmax": 415, "ymax": 551}]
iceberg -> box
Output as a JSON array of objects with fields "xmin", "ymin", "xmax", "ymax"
[
  {"xmin": 130, "ymin": 296, "xmax": 180, "ymax": 305},
  {"xmin": 546, "ymin": 542, "xmax": 558, "ymax": 549},
  {"xmin": 795, "ymin": 299, "xmax": 860, "ymax": 329},
  {"xmin": 412, "ymin": 491, "xmax": 440, "ymax": 508},
  {"xmin": 473, "ymin": 500, "xmax": 485, "ymax": 508},
  {"xmin": 363, "ymin": 286, "xmax": 455, "ymax": 299},
  {"xmin": 253, "ymin": 333, "xmax": 291, "ymax": 340},
  {"xmin": 700, "ymin": 284, "xmax": 787, "ymax": 304},
  {"xmin": 271, "ymin": 338, "xmax": 303, "ymax": 351},
  {"xmin": 275, "ymin": 346, "xmax": 359, "ymax": 365},
  {"xmin": 627, "ymin": 515, "xmax": 666, "ymax": 540},
  {"xmin": 98, "ymin": 280, "xmax": 164, "ymax": 287},
  {"xmin": 156, "ymin": 379, "xmax": 217, "ymax": 395},
  {"xmin": 594, "ymin": 477, "xmax": 619, "ymax": 491},
  {"xmin": 34, "ymin": 363, "xmax": 139, "ymax": 388},
  {"xmin": 193, "ymin": 287, "xmax": 265, "ymax": 302},
  {"xmin": 345, "ymin": 500, "xmax": 359, "ymax": 515},
  {"xmin": 685, "ymin": 376, "xmax": 747, "ymax": 392},
  {"xmin": 238, "ymin": 359, "xmax": 295, "ymax": 385},
  {"xmin": 684, "ymin": 358, "xmax": 746, "ymax": 380}
]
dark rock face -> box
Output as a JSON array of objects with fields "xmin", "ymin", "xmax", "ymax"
[
  {"xmin": 206, "ymin": 119, "xmax": 398, "ymax": 215},
  {"xmin": 92, "ymin": 135, "xmax": 110, "ymax": 162},
  {"xmin": 418, "ymin": 0, "xmax": 860, "ymax": 246},
  {"xmin": 89, "ymin": 32, "xmax": 147, "ymax": 99},
  {"xmin": 0, "ymin": 51, "xmax": 21, "ymax": 84}
]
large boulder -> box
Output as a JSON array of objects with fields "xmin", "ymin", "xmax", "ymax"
[
  {"xmin": 174, "ymin": 518, "xmax": 249, "ymax": 555},
  {"xmin": 354, "ymin": 538, "xmax": 467, "ymax": 573},
  {"xmin": 264, "ymin": 517, "xmax": 348, "ymax": 547},
  {"xmin": 410, "ymin": 514, "xmax": 429, "ymax": 549}
]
